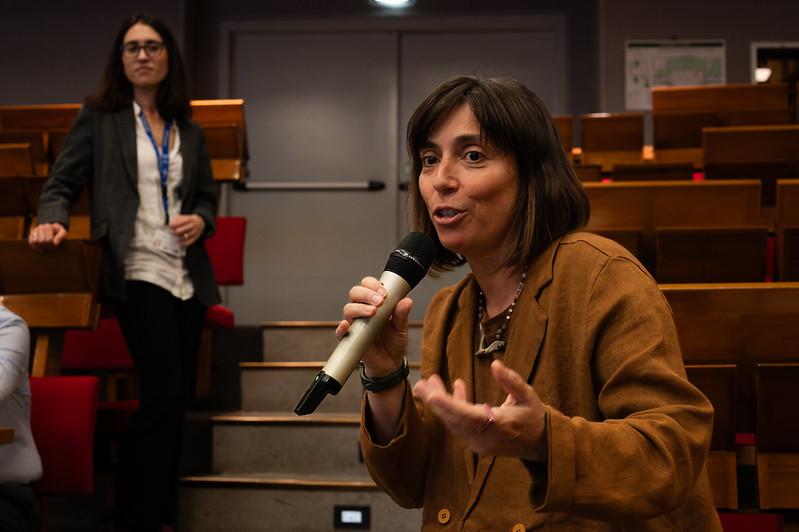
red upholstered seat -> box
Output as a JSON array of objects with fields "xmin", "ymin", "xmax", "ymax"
[
  {"xmin": 206, "ymin": 303, "xmax": 235, "ymax": 329},
  {"xmin": 203, "ymin": 216, "xmax": 247, "ymax": 329},
  {"xmin": 206, "ymin": 216, "xmax": 247, "ymax": 286},
  {"xmin": 30, "ymin": 376, "xmax": 99, "ymax": 495},
  {"xmin": 62, "ymin": 317, "xmax": 134, "ymax": 370},
  {"xmin": 717, "ymin": 511, "xmax": 783, "ymax": 531}
]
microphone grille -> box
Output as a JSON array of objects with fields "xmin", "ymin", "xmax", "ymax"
[{"xmin": 384, "ymin": 232, "xmax": 436, "ymax": 288}]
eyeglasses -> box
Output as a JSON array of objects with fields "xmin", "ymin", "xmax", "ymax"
[{"xmin": 121, "ymin": 40, "xmax": 166, "ymax": 58}]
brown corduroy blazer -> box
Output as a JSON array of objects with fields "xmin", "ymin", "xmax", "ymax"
[{"xmin": 361, "ymin": 232, "xmax": 722, "ymax": 531}]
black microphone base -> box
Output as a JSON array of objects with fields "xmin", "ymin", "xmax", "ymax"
[{"xmin": 294, "ymin": 371, "xmax": 343, "ymax": 416}]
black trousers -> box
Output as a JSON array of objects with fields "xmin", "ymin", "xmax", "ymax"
[
  {"xmin": 115, "ymin": 280, "xmax": 206, "ymax": 532},
  {"xmin": 0, "ymin": 484, "xmax": 38, "ymax": 532}
]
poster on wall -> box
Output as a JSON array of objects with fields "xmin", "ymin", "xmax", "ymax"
[{"xmin": 625, "ymin": 40, "xmax": 726, "ymax": 110}]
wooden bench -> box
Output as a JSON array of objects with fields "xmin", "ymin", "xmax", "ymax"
[
  {"xmin": 0, "ymin": 216, "xmax": 25, "ymax": 239},
  {"xmin": 655, "ymin": 226, "xmax": 769, "ymax": 283},
  {"xmin": 191, "ymin": 99, "xmax": 249, "ymax": 182},
  {"xmin": 755, "ymin": 362, "xmax": 799, "ymax": 509},
  {"xmin": 612, "ymin": 162, "xmax": 694, "ymax": 181},
  {"xmin": 578, "ymin": 112, "xmax": 644, "ymax": 172},
  {"xmin": 0, "ymin": 143, "xmax": 34, "ymax": 177},
  {"xmin": 776, "ymin": 179, "xmax": 799, "ymax": 281},
  {"xmin": 552, "ymin": 115, "xmax": 573, "ymax": 158},
  {"xmin": 652, "ymin": 83, "xmax": 789, "ymax": 114},
  {"xmin": 0, "ymin": 240, "xmax": 102, "ymax": 376},
  {"xmin": 662, "ymin": 282, "xmax": 799, "ymax": 509},
  {"xmin": 0, "ymin": 100, "xmax": 249, "ymax": 183},
  {"xmin": 651, "ymin": 83, "xmax": 791, "ymax": 168},
  {"xmin": 0, "ymin": 131, "xmax": 48, "ymax": 176},
  {"xmin": 684, "ymin": 364, "xmax": 739, "ymax": 508},
  {"xmin": 703, "ymin": 124, "xmax": 799, "ymax": 207},
  {"xmin": 583, "ymin": 180, "xmax": 765, "ymax": 278},
  {"xmin": 571, "ymin": 163, "xmax": 602, "ymax": 182}
]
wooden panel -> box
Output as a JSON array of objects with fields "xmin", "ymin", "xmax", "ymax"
[
  {"xmin": 704, "ymin": 160, "xmax": 797, "ymax": 207},
  {"xmin": 777, "ymin": 180, "xmax": 799, "ymax": 281},
  {"xmin": 662, "ymin": 282, "xmax": 799, "ymax": 434},
  {"xmin": 0, "ymin": 240, "xmax": 101, "ymax": 294},
  {"xmin": 655, "ymin": 227, "xmax": 769, "ymax": 283},
  {"xmin": 686, "ymin": 363, "xmax": 738, "ymax": 509},
  {"xmin": 580, "ymin": 112, "xmax": 644, "ymax": 151},
  {"xmin": 581, "ymin": 150, "xmax": 644, "ymax": 173},
  {"xmin": 0, "ymin": 216, "xmax": 24, "ymax": 239},
  {"xmin": 703, "ymin": 125, "xmax": 799, "ymax": 163},
  {"xmin": 726, "ymin": 107, "xmax": 793, "ymax": 126},
  {"xmin": 651, "ymin": 83, "xmax": 788, "ymax": 113},
  {"xmin": 552, "ymin": 115, "xmax": 572, "ymax": 156},
  {"xmin": 0, "ymin": 293, "xmax": 96, "ymax": 328},
  {"xmin": 0, "ymin": 143, "xmax": 34, "ymax": 177},
  {"xmin": 584, "ymin": 180, "xmax": 763, "ymax": 232},
  {"xmin": 191, "ymin": 99, "xmax": 245, "ymax": 126},
  {"xmin": 571, "ymin": 163, "xmax": 601, "ymax": 182},
  {"xmin": 662, "ymin": 283, "xmax": 799, "ymax": 364},
  {"xmin": 0, "ymin": 103, "xmax": 80, "ymax": 131},
  {"xmin": 612, "ymin": 162, "xmax": 693, "ymax": 181},
  {"xmin": 0, "ymin": 177, "xmax": 25, "ymax": 216},
  {"xmin": 755, "ymin": 363, "xmax": 799, "ymax": 509},
  {"xmin": 653, "ymin": 111, "xmax": 720, "ymax": 150},
  {"xmin": 0, "ymin": 131, "xmax": 47, "ymax": 176},
  {"xmin": 652, "ymin": 147, "xmax": 703, "ymax": 169}
]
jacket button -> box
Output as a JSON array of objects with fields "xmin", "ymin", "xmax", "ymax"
[
  {"xmin": 437, "ymin": 508, "xmax": 451, "ymax": 524},
  {"xmin": 512, "ymin": 524, "xmax": 527, "ymax": 532}
]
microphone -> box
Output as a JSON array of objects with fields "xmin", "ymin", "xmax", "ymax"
[{"xmin": 294, "ymin": 232, "xmax": 436, "ymax": 416}]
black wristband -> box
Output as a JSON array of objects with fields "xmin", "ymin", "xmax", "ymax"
[{"xmin": 359, "ymin": 358, "xmax": 409, "ymax": 393}]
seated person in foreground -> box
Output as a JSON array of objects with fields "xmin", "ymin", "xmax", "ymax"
[
  {"xmin": 337, "ymin": 76, "xmax": 721, "ymax": 530},
  {"xmin": 0, "ymin": 305, "xmax": 42, "ymax": 532}
]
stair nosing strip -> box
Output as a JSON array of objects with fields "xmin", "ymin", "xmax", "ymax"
[
  {"xmin": 240, "ymin": 361, "xmax": 421, "ymax": 369},
  {"xmin": 180, "ymin": 475, "xmax": 378, "ymax": 490},
  {"xmin": 212, "ymin": 413, "xmax": 360, "ymax": 425}
]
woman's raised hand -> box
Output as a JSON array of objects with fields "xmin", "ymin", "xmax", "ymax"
[
  {"xmin": 28, "ymin": 222, "xmax": 68, "ymax": 250},
  {"xmin": 413, "ymin": 359, "xmax": 548, "ymax": 462},
  {"xmin": 336, "ymin": 276, "xmax": 413, "ymax": 377}
]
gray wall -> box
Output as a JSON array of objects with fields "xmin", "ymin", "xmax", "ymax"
[
  {"xmin": 599, "ymin": 0, "xmax": 799, "ymax": 111},
  {"xmin": 0, "ymin": 1, "xmax": 183, "ymax": 105}
]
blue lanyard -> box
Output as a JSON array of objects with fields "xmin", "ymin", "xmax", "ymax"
[{"xmin": 139, "ymin": 111, "xmax": 172, "ymax": 224}]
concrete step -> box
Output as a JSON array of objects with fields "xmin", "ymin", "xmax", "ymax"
[
  {"xmin": 179, "ymin": 472, "xmax": 422, "ymax": 532},
  {"xmin": 240, "ymin": 361, "xmax": 421, "ymax": 413},
  {"xmin": 212, "ymin": 412, "xmax": 366, "ymax": 475},
  {"xmin": 262, "ymin": 321, "xmax": 423, "ymax": 362}
]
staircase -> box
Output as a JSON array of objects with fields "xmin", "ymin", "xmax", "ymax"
[{"xmin": 178, "ymin": 322, "xmax": 423, "ymax": 531}]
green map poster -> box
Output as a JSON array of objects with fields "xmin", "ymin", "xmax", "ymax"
[{"xmin": 625, "ymin": 40, "xmax": 726, "ymax": 110}]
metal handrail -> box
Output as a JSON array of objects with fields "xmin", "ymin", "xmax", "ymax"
[{"xmin": 234, "ymin": 180, "xmax": 385, "ymax": 192}]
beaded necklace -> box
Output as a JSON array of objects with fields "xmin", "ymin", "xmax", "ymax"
[{"xmin": 475, "ymin": 269, "xmax": 527, "ymax": 357}]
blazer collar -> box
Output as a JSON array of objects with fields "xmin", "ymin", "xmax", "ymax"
[
  {"xmin": 439, "ymin": 239, "xmax": 559, "ymax": 494},
  {"xmin": 114, "ymin": 105, "xmax": 137, "ymax": 190}
]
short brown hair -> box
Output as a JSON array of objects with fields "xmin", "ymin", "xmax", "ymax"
[{"xmin": 407, "ymin": 75, "xmax": 589, "ymax": 271}]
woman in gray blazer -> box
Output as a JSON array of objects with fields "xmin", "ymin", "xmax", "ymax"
[{"xmin": 29, "ymin": 13, "xmax": 220, "ymax": 532}]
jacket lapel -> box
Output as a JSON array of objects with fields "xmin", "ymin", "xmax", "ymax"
[
  {"xmin": 114, "ymin": 107, "xmax": 138, "ymax": 190},
  {"xmin": 467, "ymin": 240, "xmax": 558, "ymax": 508},
  {"xmin": 176, "ymin": 120, "xmax": 193, "ymax": 204},
  {"xmin": 443, "ymin": 280, "xmax": 479, "ymax": 482}
]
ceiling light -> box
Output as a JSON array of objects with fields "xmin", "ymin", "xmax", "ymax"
[{"xmin": 371, "ymin": 0, "xmax": 415, "ymax": 8}]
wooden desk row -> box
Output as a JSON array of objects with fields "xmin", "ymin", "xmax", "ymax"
[
  {"xmin": 0, "ymin": 99, "xmax": 249, "ymax": 182},
  {"xmin": 584, "ymin": 179, "xmax": 799, "ymax": 282}
]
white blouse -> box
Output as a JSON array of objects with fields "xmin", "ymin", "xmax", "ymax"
[{"xmin": 124, "ymin": 101, "xmax": 194, "ymax": 300}]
